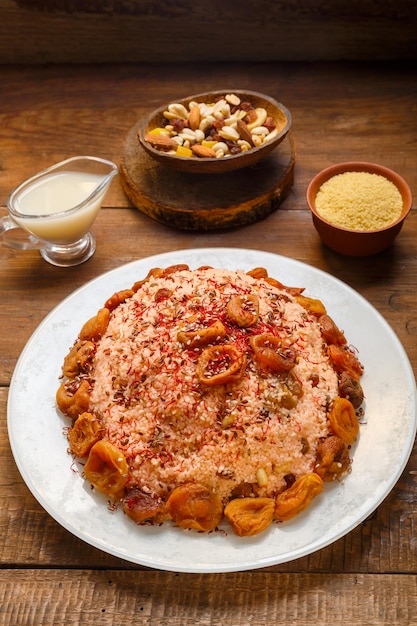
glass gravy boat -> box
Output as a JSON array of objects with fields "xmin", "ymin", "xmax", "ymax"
[{"xmin": 1, "ymin": 156, "xmax": 118, "ymax": 267}]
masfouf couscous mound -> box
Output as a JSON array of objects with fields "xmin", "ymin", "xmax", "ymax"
[{"xmin": 57, "ymin": 265, "xmax": 364, "ymax": 537}]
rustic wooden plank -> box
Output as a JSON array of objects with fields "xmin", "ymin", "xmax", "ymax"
[
  {"xmin": 1, "ymin": 62, "xmax": 416, "ymax": 204},
  {"xmin": 1, "ymin": 570, "xmax": 417, "ymax": 625},
  {"xmin": 0, "ymin": 62, "xmax": 416, "ymax": 626},
  {"xmin": 1, "ymin": 0, "xmax": 417, "ymax": 64},
  {"xmin": 1, "ymin": 61, "xmax": 416, "ymax": 618}
]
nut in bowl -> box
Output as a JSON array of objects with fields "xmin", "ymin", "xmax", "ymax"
[
  {"xmin": 307, "ymin": 162, "xmax": 413, "ymax": 256},
  {"xmin": 138, "ymin": 90, "xmax": 292, "ymax": 174}
]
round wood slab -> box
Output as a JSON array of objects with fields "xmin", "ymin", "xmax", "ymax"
[{"xmin": 120, "ymin": 121, "xmax": 295, "ymax": 231}]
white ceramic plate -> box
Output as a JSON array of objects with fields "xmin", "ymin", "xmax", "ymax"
[{"xmin": 8, "ymin": 248, "xmax": 416, "ymax": 573}]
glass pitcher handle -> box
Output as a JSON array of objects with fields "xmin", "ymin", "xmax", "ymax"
[{"xmin": 0, "ymin": 215, "xmax": 44, "ymax": 250}]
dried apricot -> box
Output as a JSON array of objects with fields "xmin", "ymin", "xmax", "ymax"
[
  {"xmin": 227, "ymin": 294, "xmax": 259, "ymax": 327},
  {"xmin": 274, "ymin": 473, "xmax": 323, "ymax": 522},
  {"xmin": 166, "ymin": 483, "xmax": 223, "ymax": 531},
  {"xmin": 328, "ymin": 397, "xmax": 359, "ymax": 444},
  {"xmin": 296, "ymin": 295, "xmax": 327, "ymax": 316},
  {"xmin": 62, "ymin": 340, "xmax": 95, "ymax": 378},
  {"xmin": 249, "ymin": 334, "xmax": 296, "ymax": 373},
  {"xmin": 68, "ymin": 412, "xmax": 102, "ymax": 458},
  {"xmin": 84, "ymin": 440, "xmax": 129, "ymax": 499},
  {"xmin": 328, "ymin": 344, "xmax": 363, "ymax": 381},
  {"xmin": 224, "ymin": 497, "xmax": 275, "ymax": 536},
  {"xmin": 177, "ymin": 319, "xmax": 226, "ymax": 349},
  {"xmin": 79, "ymin": 307, "xmax": 110, "ymax": 342},
  {"xmin": 197, "ymin": 345, "xmax": 246, "ymax": 386},
  {"xmin": 56, "ymin": 378, "xmax": 91, "ymax": 420},
  {"xmin": 319, "ymin": 314, "xmax": 347, "ymax": 345}
]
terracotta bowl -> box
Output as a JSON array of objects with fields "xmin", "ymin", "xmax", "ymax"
[
  {"xmin": 306, "ymin": 161, "xmax": 413, "ymax": 256},
  {"xmin": 137, "ymin": 89, "xmax": 292, "ymax": 174}
]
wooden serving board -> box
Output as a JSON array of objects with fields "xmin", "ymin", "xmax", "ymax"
[{"xmin": 120, "ymin": 122, "xmax": 295, "ymax": 231}]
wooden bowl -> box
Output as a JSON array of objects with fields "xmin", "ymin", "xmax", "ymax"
[
  {"xmin": 137, "ymin": 90, "xmax": 292, "ymax": 174},
  {"xmin": 307, "ymin": 162, "xmax": 412, "ymax": 256}
]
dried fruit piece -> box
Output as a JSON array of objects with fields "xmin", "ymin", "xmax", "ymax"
[
  {"xmin": 154, "ymin": 287, "xmax": 173, "ymax": 302},
  {"xmin": 62, "ymin": 340, "xmax": 95, "ymax": 378},
  {"xmin": 131, "ymin": 267, "xmax": 164, "ymax": 292},
  {"xmin": 162, "ymin": 264, "xmax": 190, "ymax": 276},
  {"xmin": 319, "ymin": 314, "xmax": 347, "ymax": 345},
  {"xmin": 177, "ymin": 319, "xmax": 226, "ymax": 349},
  {"xmin": 295, "ymin": 295, "xmax": 327, "ymax": 316},
  {"xmin": 105, "ymin": 289, "xmax": 134, "ymax": 312},
  {"xmin": 264, "ymin": 276, "xmax": 304, "ymax": 296},
  {"xmin": 246, "ymin": 267, "xmax": 268, "ymax": 279},
  {"xmin": 196, "ymin": 345, "xmax": 247, "ymax": 386},
  {"xmin": 69, "ymin": 411, "xmax": 102, "ymax": 458},
  {"xmin": 227, "ymin": 294, "xmax": 259, "ymax": 327},
  {"xmin": 274, "ymin": 473, "xmax": 323, "ymax": 522},
  {"xmin": 315, "ymin": 435, "xmax": 350, "ymax": 481},
  {"xmin": 123, "ymin": 487, "xmax": 167, "ymax": 525},
  {"xmin": 249, "ymin": 334, "xmax": 296, "ymax": 373},
  {"xmin": 224, "ymin": 497, "xmax": 275, "ymax": 536},
  {"xmin": 338, "ymin": 371, "xmax": 364, "ymax": 408},
  {"xmin": 328, "ymin": 344, "xmax": 364, "ymax": 381},
  {"xmin": 79, "ymin": 307, "xmax": 110, "ymax": 342},
  {"xmin": 56, "ymin": 378, "xmax": 91, "ymax": 420},
  {"xmin": 176, "ymin": 145, "xmax": 193, "ymax": 158},
  {"xmin": 84, "ymin": 440, "xmax": 129, "ymax": 499},
  {"xmin": 166, "ymin": 483, "xmax": 223, "ymax": 531},
  {"xmin": 328, "ymin": 396, "xmax": 359, "ymax": 444},
  {"xmin": 246, "ymin": 107, "xmax": 268, "ymax": 131}
]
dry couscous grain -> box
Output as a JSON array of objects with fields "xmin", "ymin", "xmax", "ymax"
[{"xmin": 315, "ymin": 171, "xmax": 403, "ymax": 230}]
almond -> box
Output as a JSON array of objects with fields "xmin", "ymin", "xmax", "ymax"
[
  {"xmin": 188, "ymin": 106, "xmax": 201, "ymax": 131},
  {"xmin": 144, "ymin": 133, "xmax": 177, "ymax": 150},
  {"xmin": 236, "ymin": 119, "xmax": 254, "ymax": 146},
  {"xmin": 191, "ymin": 144, "xmax": 217, "ymax": 158}
]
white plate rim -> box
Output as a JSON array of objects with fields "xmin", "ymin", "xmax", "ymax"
[{"xmin": 7, "ymin": 248, "xmax": 417, "ymax": 572}]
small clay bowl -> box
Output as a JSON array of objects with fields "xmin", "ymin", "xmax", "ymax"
[
  {"xmin": 307, "ymin": 162, "xmax": 413, "ymax": 256},
  {"xmin": 137, "ymin": 89, "xmax": 292, "ymax": 174}
]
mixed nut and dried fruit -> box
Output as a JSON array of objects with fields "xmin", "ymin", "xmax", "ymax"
[{"xmin": 142, "ymin": 93, "xmax": 281, "ymax": 159}]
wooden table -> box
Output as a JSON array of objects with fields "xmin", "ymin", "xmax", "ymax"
[{"xmin": 0, "ymin": 61, "xmax": 416, "ymax": 625}]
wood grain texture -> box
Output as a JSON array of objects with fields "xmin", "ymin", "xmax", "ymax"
[
  {"xmin": 0, "ymin": 61, "xmax": 416, "ymax": 624},
  {"xmin": 1, "ymin": 0, "xmax": 417, "ymax": 63},
  {"xmin": 1, "ymin": 570, "xmax": 417, "ymax": 625}
]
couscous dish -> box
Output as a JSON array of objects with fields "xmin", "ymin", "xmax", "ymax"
[{"xmin": 57, "ymin": 265, "xmax": 364, "ymax": 537}]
